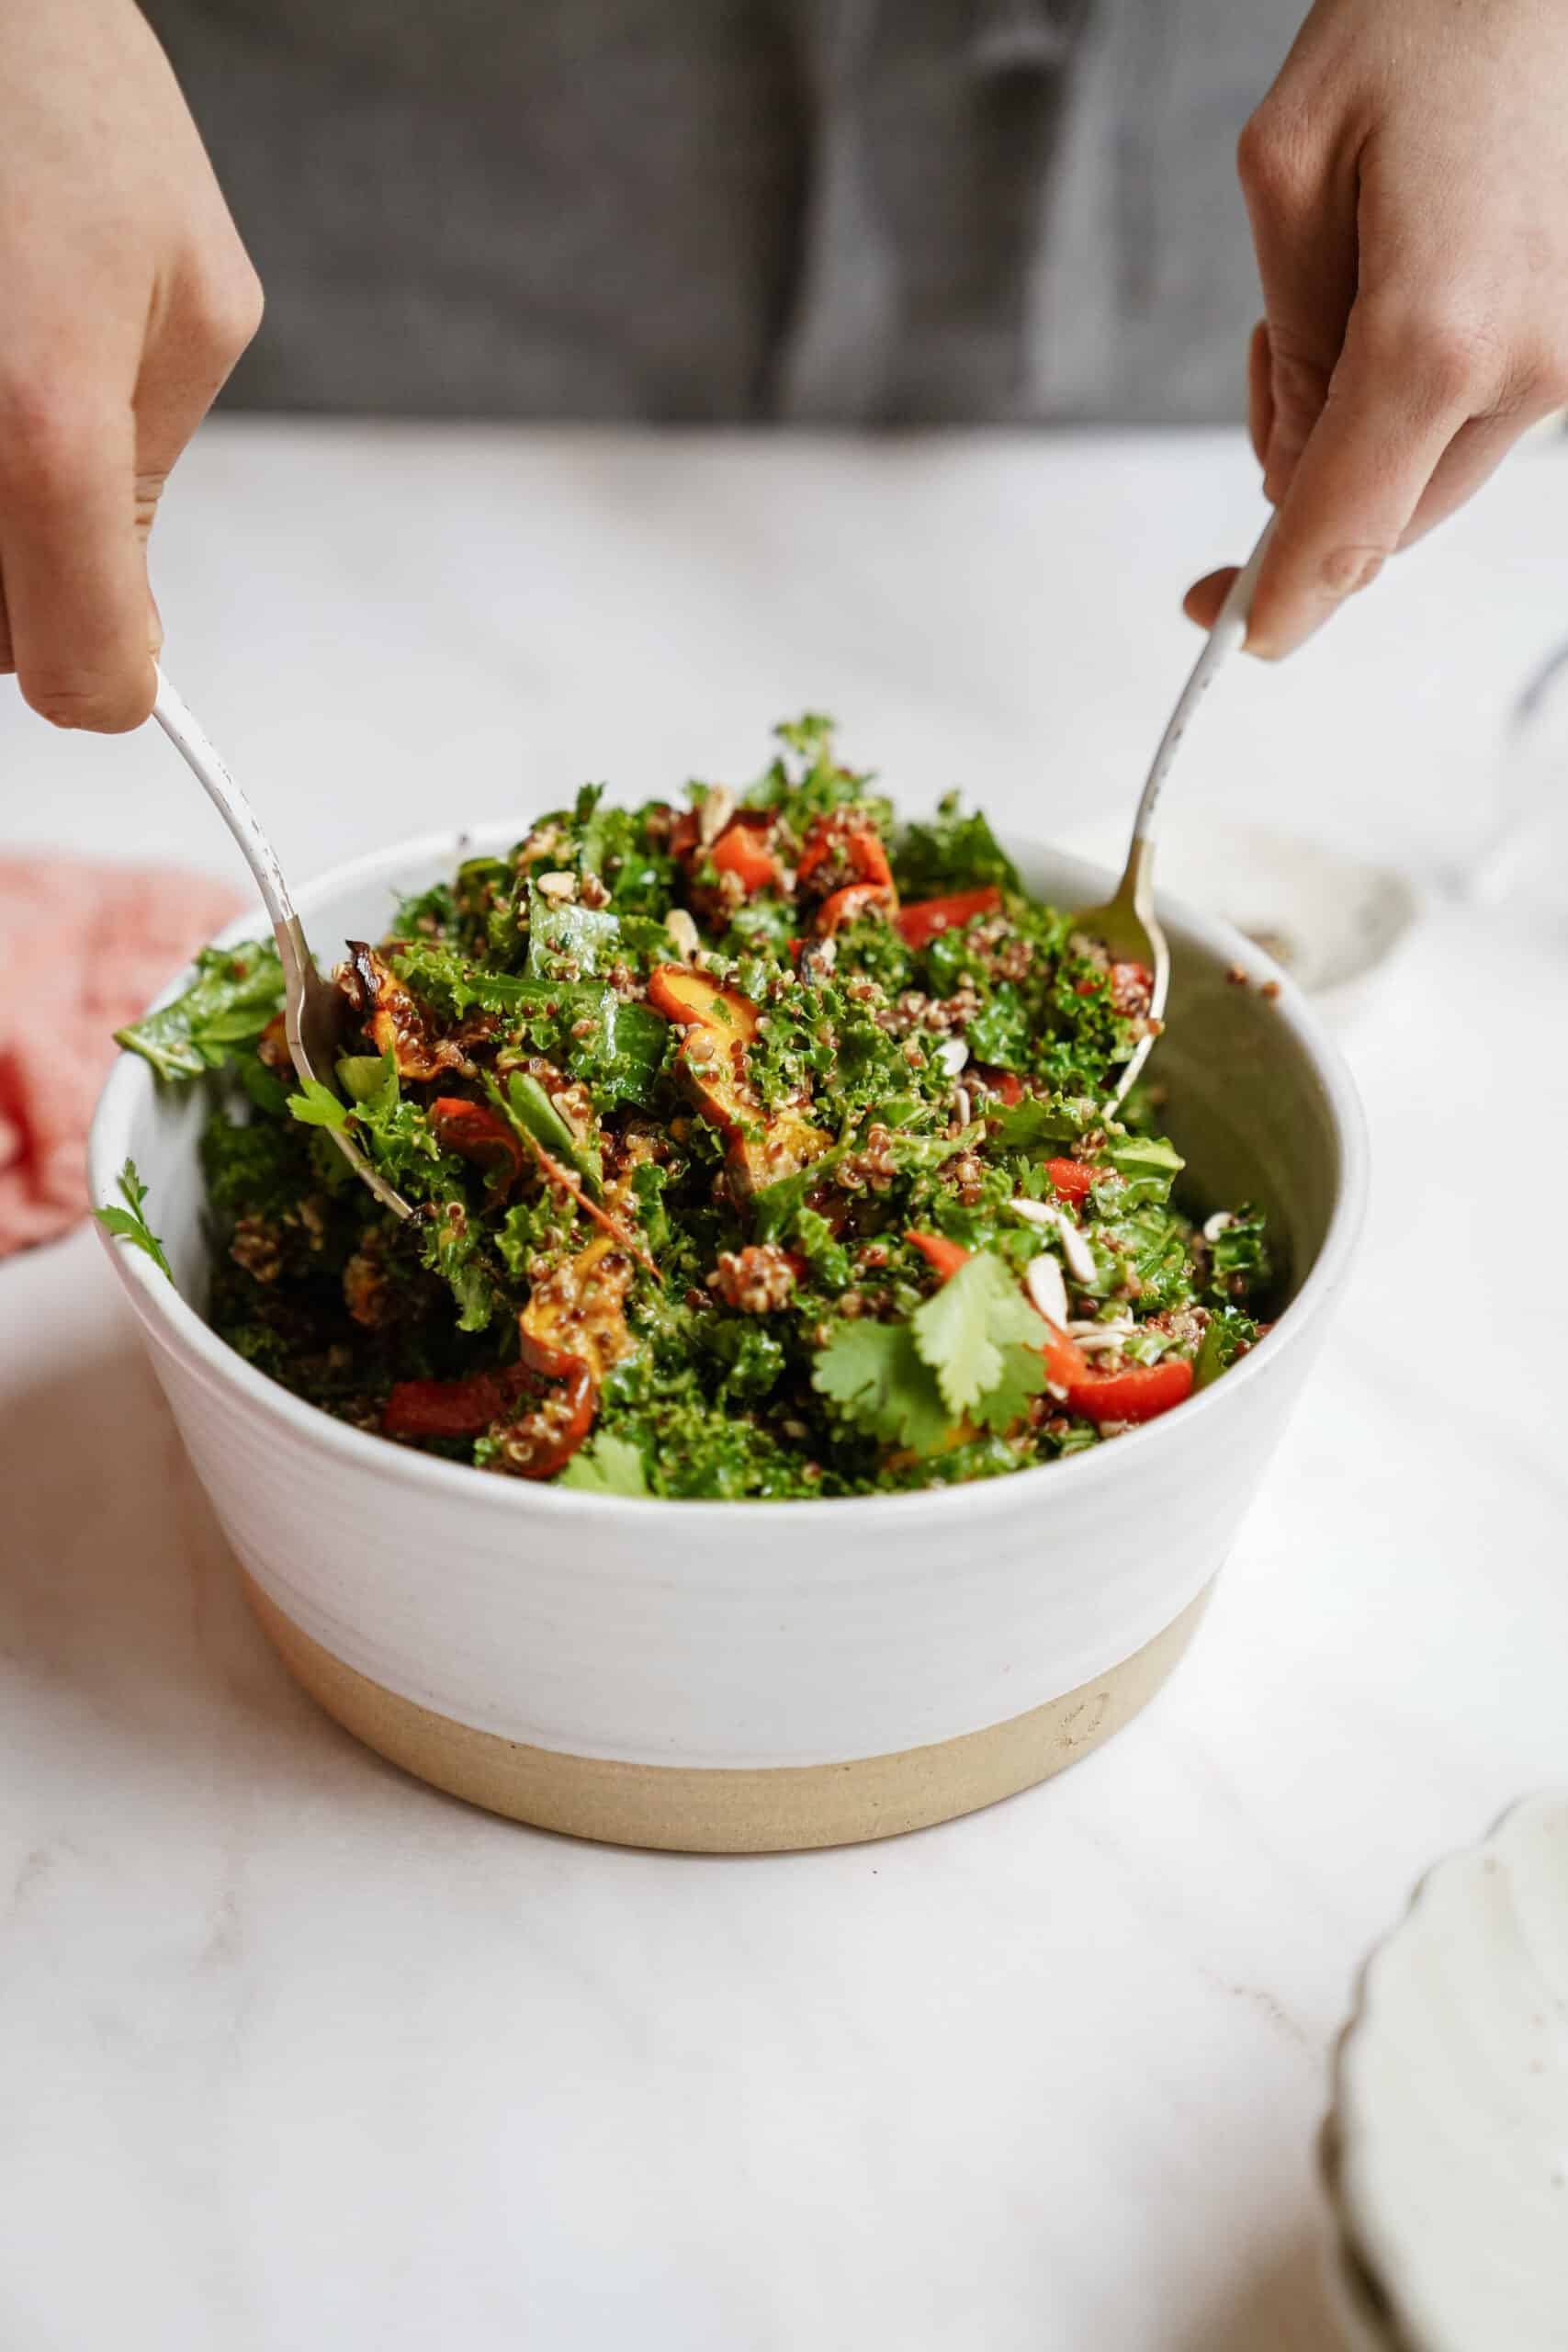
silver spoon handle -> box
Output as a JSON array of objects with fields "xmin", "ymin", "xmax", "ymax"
[
  {"xmin": 1130, "ymin": 513, "xmax": 1276, "ymax": 852},
  {"xmin": 152, "ymin": 665, "xmax": 315, "ymax": 1006}
]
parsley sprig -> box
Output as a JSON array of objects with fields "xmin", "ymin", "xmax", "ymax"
[{"xmin": 94, "ymin": 1159, "xmax": 173, "ymax": 1281}]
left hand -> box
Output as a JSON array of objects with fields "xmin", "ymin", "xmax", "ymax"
[{"xmin": 1187, "ymin": 0, "xmax": 1568, "ymax": 660}]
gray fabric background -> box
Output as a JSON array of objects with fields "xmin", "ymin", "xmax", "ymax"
[{"xmin": 142, "ymin": 0, "xmax": 1309, "ymax": 424}]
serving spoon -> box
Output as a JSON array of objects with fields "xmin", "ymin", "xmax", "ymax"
[
  {"xmin": 152, "ymin": 666, "xmax": 415, "ymax": 1221},
  {"xmin": 1077, "ymin": 514, "xmax": 1275, "ymax": 1108}
]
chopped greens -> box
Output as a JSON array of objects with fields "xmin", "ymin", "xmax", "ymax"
[
  {"xmin": 117, "ymin": 941, "xmax": 284, "ymax": 1081},
  {"xmin": 130, "ymin": 718, "xmax": 1275, "ymax": 1498},
  {"xmin": 94, "ymin": 1159, "xmax": 173, "ymax": 1281}
]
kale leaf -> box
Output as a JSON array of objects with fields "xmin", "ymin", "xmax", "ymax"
[{"xmin": 116, "ymin": 941, "xmax": 284, "ymax": 1082}]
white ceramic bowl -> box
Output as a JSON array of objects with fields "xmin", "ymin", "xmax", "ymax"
[
  {"xmin": 88, "ymin": 831, "xmax": 1367, "ymax": 1851},
  {"xmin": 1327, "ymin": 1793, "xmax": 1568, "ymax": 2351}
]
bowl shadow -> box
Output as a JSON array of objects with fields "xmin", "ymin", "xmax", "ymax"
[
  {"xmin": 1169, "ymin": 2226, "xmax": 1348, "ymax": 2352},
  {"xmin": 0, "ymin": 1292, "xmax": 414, "ymax": 1810}
]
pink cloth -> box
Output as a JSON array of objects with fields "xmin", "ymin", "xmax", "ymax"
[{"xmin": 0, "ymin": 858, "xmax": 244, "ymax": 1256}]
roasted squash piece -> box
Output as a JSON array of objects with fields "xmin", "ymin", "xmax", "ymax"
[
  {"xmin": 645, "ymin": 964, "xmax": 829, "ymax": 1195},
  {"xmin": 518, "ymin": 1232, "xmax": 637, "ymax": 1385},
  {"xmin": 347, "ymin": 944, "xmax": 461, "ymax": 1081}
]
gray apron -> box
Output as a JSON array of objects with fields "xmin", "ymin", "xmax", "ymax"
[{"xmin": 144, "ymin": 0, "xmax": 1304, "ymax": 422}]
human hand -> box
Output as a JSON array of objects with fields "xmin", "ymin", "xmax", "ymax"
[
  {"xmin": 0, "ymin": 0, "xmax": 261, "ymax": 730},
  {"xmin": 1187, "ymin": 0, "xmax": 1568, "ymax": 659}
]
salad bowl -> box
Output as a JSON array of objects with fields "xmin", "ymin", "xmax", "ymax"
[{"xmin": 88, "ymin": 831, "xmax": 1367, "ymax": 1852}]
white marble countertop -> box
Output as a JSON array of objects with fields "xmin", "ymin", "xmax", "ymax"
[{"xmin": 3, "ymin": 422, "xmax": 1566, "ymax": 2352}]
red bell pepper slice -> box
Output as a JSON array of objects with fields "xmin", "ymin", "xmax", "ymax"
[
  {"xmin": 1039, "ymin": 1325, "xmax": 1193, "ymax": 1423},
  {"xmin": 430, "ymin": 1097, "xmax": 526, "ymax": 1190},
  {"xmin": 895, "ymin": 885, "xmax": 1002, "ymax": 950},
  {"xmin": 1055, "ymin": 1355, "xmax": 1194, "ymax": 1425},
  {"xmin": 906, "ymin": 1229, "xmax": 972, "ymax": 1282},
  {"xmin": 1043, "ymin": 1158, "xmax": 1096, "ymax": 1204}
]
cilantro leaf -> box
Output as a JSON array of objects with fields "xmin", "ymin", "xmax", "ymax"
[
  {"xmin": 287, "ymin": 1078, "xmax": 350, "ymax": 1132},
  {"xmin": 971, "ymin": 1343, "xmax": 1047, "ymax": 1432},
  {"xmin": 115, "ymin": 941, "xmax": 285, "ymax": 1083},
  {"xmin": 911, "ymin": 1250, "xmax": 1044, "ymax": 1419},
  {"xmin": 812, "ymin": 1321, "xmax": 951, "ymax": 1454},
  {"xmin": 558, "ymin": 1431, "xmax": 651, "ymax": 1496},
  {"xmin": 94, "ymin": 1159, "xmax": 173, "ymax": 1280}
]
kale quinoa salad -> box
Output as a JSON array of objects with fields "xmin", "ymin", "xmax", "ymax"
[{"xmin": 107, "ymin": 718, "xmax": 1273, "ymax": 1500}]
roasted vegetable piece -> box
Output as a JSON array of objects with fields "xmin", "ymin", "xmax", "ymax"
[
  {"xmin": 383, "ymin": 1365, "xmax": 531, "ymax": 1439},
  {"xmin": 518, "ymin": 1233, "xmax": 637, "ymax": 1385},
  {"xmin": 895, "ymin": 886, "xmax": 1002, "ymax": 949},
  {"xmin": 646, "ymin": 964, "xmax": 829, "ymax": 1194},
  {"xmin": 646, "ymin": 967, "xmax": 758, "ymax": 1041},
  {"xmin": 710, "ymin": 815, "xmax": 781, "ymax": 897},
  {"xmin": 347, "ymin": 944, "xmax": 460, "ymax": 1081},
  {"xmin": 256, "ymin": 1010, "xmax": 291, "ymax": 1076},
  {"xmin": 797, "ymin": 816, "xmax": 898, "ymax": 937},
  {"xmin": 429, "ymin": 1098, "xmax": 526, "ymax": 1192},
  {"xmin": 491, "ymin": 1363, "xmax": 599, "ymax": 1480}
]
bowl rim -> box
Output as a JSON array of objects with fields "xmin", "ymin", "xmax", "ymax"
[{"xmin": 88, "ymin": 820, "xmax": 1370, "ymax": 1527}]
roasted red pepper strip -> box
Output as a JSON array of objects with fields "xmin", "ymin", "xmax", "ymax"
[
  {"xmin": 895, "ymin": 885, "xmax": 1002, "ymax": 950},
  {"xmin": 430, "ymin": 1097, "xmax": 526, "ymax": 1191},
  {"xmin": 492, "ymin": 1363, "xmax": 600, "ymax": 1479},
  {"xmin": 382, "ymin": 1365, "xmax": 531, "ymax": 1440},
  {"xmin": 976, "ymin": 1067, "xmax": 1023, "ymax": 1108},
  {"xmin": 817, "ymin": 880, "xmax": 890, "ymax": 935},
  {"xmin": 710, "ymin": 817, "xmax": 781, "ymax": 897},
  {"xmin": 798, "ymin": 818, "xmax": 897, "ymax": 935}
]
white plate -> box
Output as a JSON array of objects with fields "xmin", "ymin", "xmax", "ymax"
[
  {"xmin": 1330, "ymin": 1794, "xmax": 1568, "ymax": 2351},
  {"xmin": 1057, "ymin": 819, "xmax": 1421, "ymax": 1026}
]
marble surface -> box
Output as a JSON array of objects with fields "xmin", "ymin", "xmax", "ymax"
[{"xmin": 4, "ymin": 422, "xmax": 1567, "ymax": 2352}]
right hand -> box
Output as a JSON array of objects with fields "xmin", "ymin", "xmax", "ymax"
[{"xmin": 0, "ymin": 0, "xmax": 262, "ymax": 732}]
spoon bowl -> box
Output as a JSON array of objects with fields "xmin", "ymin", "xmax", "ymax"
[{"xmin": 1080, "ymin": 516, "xmax": 1274, "ymax": 1108}]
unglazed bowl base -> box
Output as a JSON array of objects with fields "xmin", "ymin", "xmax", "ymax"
[{"xmin": 243, "ymin": 1574, "xmax": 1213, "ymax": 1853}]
